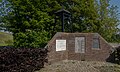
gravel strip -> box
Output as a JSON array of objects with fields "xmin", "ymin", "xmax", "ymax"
[{"xmin": 35, "ymin": 60, "xmax": 120, "ymax": 72}]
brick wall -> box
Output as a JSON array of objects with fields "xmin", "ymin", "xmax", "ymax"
[{"xmin": 46, "ymin": 32, "xmax": 113, "ymax": 64}]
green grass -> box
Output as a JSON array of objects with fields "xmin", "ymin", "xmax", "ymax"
[{"xmin": 0, "ymin": 32, "xmax": 13, "ymax": 46}]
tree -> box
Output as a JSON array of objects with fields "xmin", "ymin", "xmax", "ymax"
[
  {"xmin": 4, "ymin": 0, "xmax": 53, "ymax": 48},
  {"xmin": 44, "ymin": 0, "xmax": 119, "ymax": 42},
  {"xmin": 96, "ymin": 0, "xmax": 120, "ymax": 42},
  {"xmin": 3, "ymin": 0, "xmax": 120, "ymax": 48},
  {"xmin": 45, "ymin": 0, "xmax": 99, "ymax": 32},
  {"xmin": 0, "ymin": 0, "xmax": 12, "ymax": 31},
  {"xmin": 14, "ymin": 30, "xmax": 49, "ymax": 48}
]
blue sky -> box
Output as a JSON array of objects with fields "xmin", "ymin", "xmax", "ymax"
[
  {"xmin": 110, "ymin": 0, "xmax": 120, "ymax": 28},
  {"xmin": 110, "ymin": 0, "xmax": 120, "ymax": 12}
]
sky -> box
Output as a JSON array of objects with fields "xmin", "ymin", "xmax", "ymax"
[
  {"xmin": 110, "ymin": 0, "xmax": 120, "ymax": 12},
  {"xmin": 110, "ymin": 0, "xmax": 120, "ymax": 28}
]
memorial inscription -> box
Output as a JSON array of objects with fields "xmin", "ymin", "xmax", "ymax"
[
  {"xmin": 75, "ymin": 37, "xmax": 85, "ymax": 53},
  {"xmin": 56, "ymin": 40, "xmax": 66, "ymax": 51}
]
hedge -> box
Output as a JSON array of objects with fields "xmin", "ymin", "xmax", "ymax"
[{"xmin": 0, "ymin": 47, "xmax": 48, "ymax": 72}]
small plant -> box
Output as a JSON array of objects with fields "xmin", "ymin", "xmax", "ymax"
[{"xmin": 115, "ymin": 47, "xmax": 120, "ymax": 64}]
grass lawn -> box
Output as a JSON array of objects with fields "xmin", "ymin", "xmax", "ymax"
[{"xmin": 0, "ymin": 32, "xmax": 13, "ymax": 46}]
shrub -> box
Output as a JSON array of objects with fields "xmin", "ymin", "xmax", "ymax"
[
  {"xmin": 115, "ymin": 46, "xmax": 120, "ymax": 64},
  {"xmin": 0, "ymin": 48, "xmax": 48, "ymax": 72}
]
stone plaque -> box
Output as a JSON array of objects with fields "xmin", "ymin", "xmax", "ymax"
[
  {"xmin": 56, "ymin": 40, "xmax": 66, "ymax": 51},
  {"xmin": 75, "ymin": 37, "xmax": 85, "ymax": 53}
]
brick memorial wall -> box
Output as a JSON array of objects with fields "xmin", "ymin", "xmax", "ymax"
[{"xmin": 45, "ymin": 32, "xmax": 113, "ymax": 64}]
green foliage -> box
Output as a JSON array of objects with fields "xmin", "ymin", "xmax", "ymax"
[
  {"xmin": 42, "ymin": 0, "xmax": 120, "ymax": 42},
  {"xmin": 96, "ymin": 0, "xmax": 120, "ymax": 42},
  {"xmin": 0, "ymin": 0, "xmax": 12, "ymax": 31},
  {"xmin": 115, "ymin": 48, "xmax": 120, "ymax": 64},
  {"xmin": 14, "ymin": 30, "xmax": 49, "ymax": 48},
  {"xmin": 3, "ymin": 0, "xmax": 53, "ymax": 48},
  {"xmin": 1, "ymin": 0, "xmax": 120, "ymax": 48}
]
